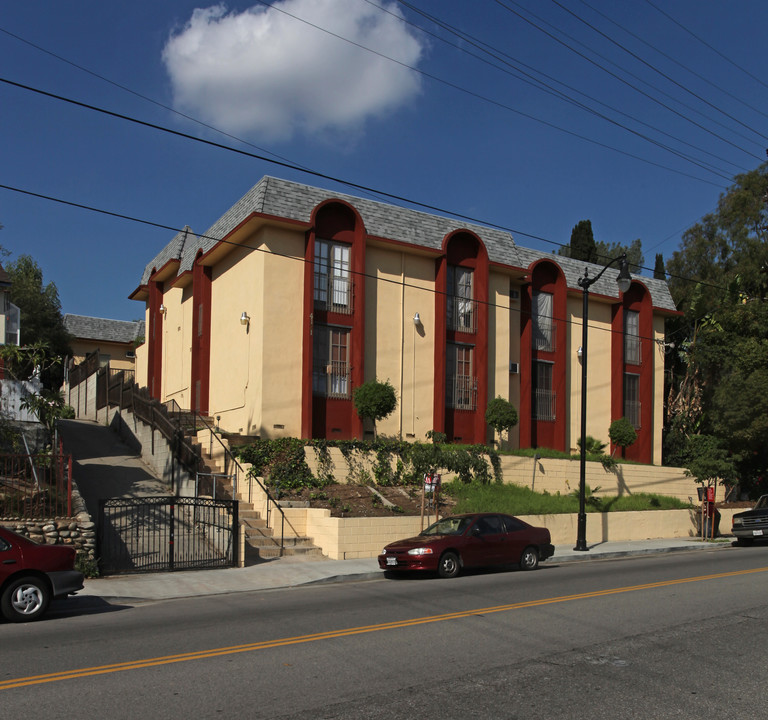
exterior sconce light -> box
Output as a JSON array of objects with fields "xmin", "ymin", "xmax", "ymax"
[
  {"xmin": 577, "ymin": 346, "xmax": 583, "ymax": 359},
  {"xmin": 240, "ymin": 311, "xmax": 250, "ymax": 326},
  {"xmin": 413, "ymin": 312, "xmax": 421, "ymax": 326},
  {"xmin": 159, "ymin": 304, "xmax": 167, "ymax": 315}
]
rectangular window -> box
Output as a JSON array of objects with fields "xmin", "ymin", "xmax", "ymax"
[
  {"xmin": 532, "ymin": 291, "xmax": 555, "ymax": 352},
  {"xmin": 313, "ymin": 326, "xmax": 350, "ymax": 398},
  {"xmin": 446, "ymin": 343, "xmax": 476, "ymax": 410},
  {"xmin": 447, "ymin": 266, "xmax": 476, "ymax": 333},
  {"xmin": 624, "ymin": 373, "xmax": 641, "ymax": 429},
  {"xmin": 533, "ymin": 361, "xmax": 556, "ymax": 421},
  {"xmin": 625, "ymin": 310, "xmax": 640, "ymax": 364},
  {"xmin": 314, "ymin": 240, "xmax": 352, "ymax": 314}
]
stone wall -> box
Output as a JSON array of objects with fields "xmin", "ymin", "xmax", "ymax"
[{"xmin": 1, "ymin": 471, "xmax": 96, "ymax": 559}]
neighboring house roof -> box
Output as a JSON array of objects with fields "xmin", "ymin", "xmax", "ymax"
[
  {"xmin": 63, "ymin": 314, "xmax": 145, "ymax": 344},
  {"xmin": 138, "ymin": 176, "xmax": 677, "ymax": 313},
  {"xmin": 0, "ymin": 263, "xmax": 11, "ymax": 289}
]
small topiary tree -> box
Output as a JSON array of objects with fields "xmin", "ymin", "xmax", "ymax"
[
  {"xmin": 353, "ymin": 379, "xmax": 397, "ymax": 440},
  {"xmin": 609, "ymin": 417, "xmax": 637, "ymax": 457},
  {"xmin": 485, "ymin": 396, "xmax": 519, "ymax": 448}
]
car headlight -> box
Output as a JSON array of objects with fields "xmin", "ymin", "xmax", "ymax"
[
  {"xmin": 733, "ymin": 518, "xmax": 743, "ymax": 526},
  {"xmin": 407, "ymin": 547, "xmax": 434, "ymax": 556}
]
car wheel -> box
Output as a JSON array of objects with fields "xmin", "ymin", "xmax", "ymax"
[
  {"xmin": 438, "ymin": 551, "xmax": 460, "ymax": 578},
  {"xmin": 1, "ymin": 576, "xmax": 51, "ymax": 622},
  {"xmin": 520, "ymin": 546, "xmax": 539, "ymax": 571}
]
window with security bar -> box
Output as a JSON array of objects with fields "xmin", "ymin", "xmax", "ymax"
[
  {"xmin": 624, "ymin": 310, "xmax": 641, "ymax": 364},
  {"xmin": 447, "ymin": 265, "xmax": 476, "ymax": 333},
  {"xmin": 533, "ymin": 361, "xmax": 556, "ymax": 421},
  {"xmin": 314, "ymin": 240, "xmax": 352, "ymax": 314},
  {"xmin": 313, "ymin": 326, "xmax": 350, "ymax": 398},
  {"xmin": 446, "ymin": 343, "xmax": 477, "ymax": 410},
  {"xmin": 532, "ymin": 291, "xmax": 555, "ymax": 352},
  {"xmin": 624, "ymin": 372, "xmax": 641, "ymax": 429}
]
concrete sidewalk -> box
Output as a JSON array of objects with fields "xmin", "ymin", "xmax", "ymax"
[{"xmin": 79, "ymin": 537, "xmax": 732, "ymax": 603}]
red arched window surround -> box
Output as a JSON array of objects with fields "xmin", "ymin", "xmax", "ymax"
[
  {"xmin": 611, "ymin": 282, "xmax": 653, "ymax": 462},
  {"xmin": 301, "ymin": 200, "xmax": 366, "ymax": 439},
  {"xmin": 433, "ymin": 231, "xmax": 489, "ymax": 443},
  {"xmin": 519, "ymin": 260, "xmax": 567, "ymax": 451}
]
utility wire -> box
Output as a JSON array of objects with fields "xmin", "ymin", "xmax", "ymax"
[
  {"xmin": 242, "ymin": 0, "xmax": 726, "ymax": 187},
  {"xmin": 644, "ymin": 0, "xmax": 768, "ymax": 93},
  {"xmin": 575, "ymin": 0, "xmax": 768, "ymax": 125},
  {"xmin": 0, "ymin": 181, "xmax": 679, "ymax": 346},
  {"xmin": 550, "ymin": 0, "xmax": 768, "ymax": 145},
  {"xmin": 491, "ymin": 0, "xmax": 764, "ymax": 162},
  {"xmin": 387, "ymin": 0, "xmax": 741, "ymax": 179}
]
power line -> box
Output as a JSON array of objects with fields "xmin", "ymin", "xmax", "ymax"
[
  {"xmin": 385, "ymin": 0, "xmax": 743, "ymax": 179},
  {"xmin": 491, "ymin": 0, "xmax": 764, "ymax": 162},
  {"xmin": 644, "ymin": 0, "xmax": 768, "ymax": 93},
  {"xmin": 550, "ymin": 0, "xmax": 768, "ymax": 146},
  {"xmin": 0, "ymin": 181, "xmax": 674, "ymax": 346}
]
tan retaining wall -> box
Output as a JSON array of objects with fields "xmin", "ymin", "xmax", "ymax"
[{"xmin": 275, "ymin": 507, "xmax": 736, "ymax": 560}]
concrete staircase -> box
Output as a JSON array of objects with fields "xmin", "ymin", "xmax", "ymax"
[{"xmin": 189, "ymin": 428, "xmax": 324, "ymax": 560}]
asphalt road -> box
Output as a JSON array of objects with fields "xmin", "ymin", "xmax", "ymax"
[{"xmin": 2, "ymin": 546, "xmax": 767, "ymax": 719}]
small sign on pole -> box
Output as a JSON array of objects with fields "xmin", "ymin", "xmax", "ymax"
[{"xmin": 420, "ymin": 473, "xmax": 441, "ymax": 530}]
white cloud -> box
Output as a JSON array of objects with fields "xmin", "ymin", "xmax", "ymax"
[{"xmin": 162, "ymin": 0, "xmax": 425, "ymax": 140}]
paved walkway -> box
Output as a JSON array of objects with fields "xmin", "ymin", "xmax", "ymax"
[
  {"xmin": 78, "ymin": 538, "xmax": 732, "ymax": 603},
  {"xmin": 60, "ymin": 419, "xmax": 733, "ymax": 604}
]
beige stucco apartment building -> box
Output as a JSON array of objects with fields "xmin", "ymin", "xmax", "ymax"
[{"xmin": 130, "ymin": 176, "xmax": 677, "ymax": 464}]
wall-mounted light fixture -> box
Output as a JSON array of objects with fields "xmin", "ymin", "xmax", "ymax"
[
  {"xmin": 577, "ymin": 346, "xmax": 583, "ymax": 359},
  {"xmin": 159, "ymin": 304, "xmax": 167, "ymax": 315},
  {"xmin": 240, "ymin": 311, "xmax": 250, "ymax": 326},
  {"xmin": 413, "ymin": 312, "xmax": 421, "ymax": 326}
]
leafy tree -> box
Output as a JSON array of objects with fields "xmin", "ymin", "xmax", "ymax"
[
  {"xmin": 485, "ymin": 396, "xmax": 518, "ymax": 447},
  {"xmin": 20, "ymin": 388, "xmax": 70, "ymax": 438},
  {"xmin": 352, "ymin": 379, "xmax": 397, "ymax": 439},
  {"xmin": 664, "ymin": 163, "xmax": 768, "ymax": 490},
  {"xmin": 5, "ymin": 255, "xmax": 71, "ymax": 387},
  {"xmin": 595, "ymin": 237, "xmax": 645, "ymax": 274},
  {"xmin": 653, "ymin": 253, "xmax": 666, "ymax": 280},
  {"xmin": 559, "ymin": 220, "xmax": 598, "ymax": 263},
  {"xmin": 609, "ymin": 417, "xmax": 637, "ymax": 456},
  {"xmin": 682, "ymin": 434, "xmax": 737, "ymax": 490}
]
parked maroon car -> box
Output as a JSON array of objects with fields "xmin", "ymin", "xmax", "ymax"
[
  {"xmin": 0, "ymin": 527, "xmax": 84, "ymax": 622},
  {"xmin": 379, "ymin": 513, "xmax": 554, "ymax": 578}
]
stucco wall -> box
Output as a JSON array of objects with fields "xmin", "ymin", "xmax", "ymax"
[{"xmin": 272, "ymin": 507, "xmax": 734, "ymax": 560}]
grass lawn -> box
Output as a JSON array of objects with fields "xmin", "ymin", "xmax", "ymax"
[{"xmin": 445, "ymin": 480, "xmax": 692, "ymax": 516}]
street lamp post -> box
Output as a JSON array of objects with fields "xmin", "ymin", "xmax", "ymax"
[{"xmin": 574, "ymin": 253, "xmax": 632, "ymax": 552}]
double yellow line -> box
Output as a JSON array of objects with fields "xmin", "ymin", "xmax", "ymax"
[{"xmin": 2, "ymin": 566, "xmax": 765, "ymax": 691}]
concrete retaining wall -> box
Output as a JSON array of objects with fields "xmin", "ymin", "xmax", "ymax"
[{"xmin": 275, "ymin": 506, "xmax": 737, "ymax": 560}]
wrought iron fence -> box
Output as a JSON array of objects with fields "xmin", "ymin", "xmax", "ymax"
[
  {"xmin": 98, "ymin": 496, "xmax": 238, "ymax": 574},
  {"xmin": 0, "ymin": 448, "xmax": 73, "ymax": 518}
]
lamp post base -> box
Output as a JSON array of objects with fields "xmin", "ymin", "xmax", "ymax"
[{"xmin": 574, "ymin": 512, "xmax": 590, "ymax": 551}]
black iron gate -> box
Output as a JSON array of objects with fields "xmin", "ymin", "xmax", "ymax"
[{"xmin": 98, "ymin": 496, "xmax": 239, "ymax": 575}]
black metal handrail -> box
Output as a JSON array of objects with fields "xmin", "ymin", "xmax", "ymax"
[{"xmin": 184, "ymin": 409, "xmax": 287, "ymax": 552}]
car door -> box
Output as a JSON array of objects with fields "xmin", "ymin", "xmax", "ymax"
[
  {"xmin": 499, "ymin": 514, "xmax": 531, "ymax": 563},
  {"xmin": 0, "ymin": 533, "xmax": 22, "ymax": 583},
  {"xmin": 464, "ymin": 515, "xmax": 507, "ymax": 567}
]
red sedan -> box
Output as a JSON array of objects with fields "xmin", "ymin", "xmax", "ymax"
[
  {"xmin": 0, "ymin": 527, "xmax": 84, "ymax": 622},
  {"xmin": 379, "ymin": 513, "xmax": 554, "ymax": 578}
]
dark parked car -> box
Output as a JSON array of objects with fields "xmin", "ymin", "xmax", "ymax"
[
  {"xmin": 379, "ymin": 512, "xmax": 554, "ymax": 578},
  {"xmin": 0, "ymin": 527, "xmax": 84, "ymax": 622},
  {"xmin": 732, "ymin": 495, "xmax": 768, "ymax": 545}
]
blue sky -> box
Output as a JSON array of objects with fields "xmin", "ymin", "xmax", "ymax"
[{"xmin": 1, "ymin": 1, "xmax": 766, "ymax": 321}]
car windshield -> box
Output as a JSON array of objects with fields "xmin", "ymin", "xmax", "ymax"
[
  {"xmin": 421, "ymin": 517, "xmax": 474, "ymax": 536},
  {"xmin": 754, "ymin": 496, "xmax": 768, "ymax": 510}
]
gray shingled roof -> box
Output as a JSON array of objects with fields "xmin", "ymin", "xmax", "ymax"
[
  {"xmin": 63, "ymin": 314, "xmax": 145, "ymax": 344},
  {"xmin": 139, "ymin": 176, "xmax": 677, "ymax": 312}
]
